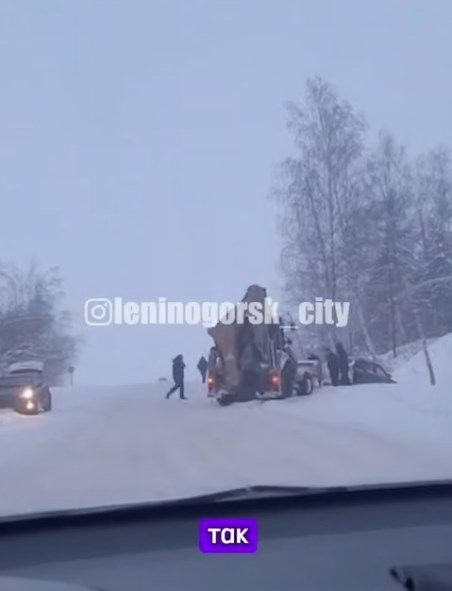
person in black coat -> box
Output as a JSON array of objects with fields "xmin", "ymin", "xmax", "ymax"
[
  {"xmin": 325, "ymin": 347, "xmax": 340, "ymax": 386},
  {"xmin": 336, "ymin": 341, "xmax": 351, "ymax": 385},
  {"xmin": 165, "ymin": 354, "xmax": 186, "ymax": 399},
  {"xmin": 197, "ymin": 356, "xmax": 208, "ymax": 383}
]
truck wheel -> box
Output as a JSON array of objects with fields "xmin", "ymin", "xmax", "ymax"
[
  {"xmin": 302, "ymin": 374, "xmax": 314, "ymax": 395},
  {"xmin": 217, "ymin": 394, "xmax": 235, "ymax": 407}
]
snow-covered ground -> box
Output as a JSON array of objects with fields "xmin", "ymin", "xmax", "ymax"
[{"xmin": 1, "ymin": 334, "xmax": 452, "ymax": 519}]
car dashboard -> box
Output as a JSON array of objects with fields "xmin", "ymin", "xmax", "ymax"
[{"xmin": 0, "ymin": 484, "xmax": 452, "ymax": 591}]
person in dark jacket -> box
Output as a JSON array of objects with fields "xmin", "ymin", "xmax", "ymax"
[
  {"xmin": 165, "ymin": 354, "xmax": 186, "ymax": 399},
  {"xmin": 336, "ymin": 341, "xmax": 351, "ymax": 385},
  {"xmin": 197, "ymin": 355, "xmax": 208, "ymax": 383},
  {"xmin": 240, "ymin": 333, "xmax": 264, "ymax": 392},
  {"xmin": 325, "ymin": 347, "xmax": 340, "ymax": 386}
]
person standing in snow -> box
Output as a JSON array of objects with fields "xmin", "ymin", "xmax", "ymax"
[
  {"xmin": 325, "ymin": 347, "xmax": 340, "ymax": 386},
  {"xmin": 336, "ymin": 341, "xmax": 351, "ymax": 385},
  {"xmin": 165, "ymin": 354, "xmax": 187, "ymax": 399},
  {"xmin": 197, "ymin": 355, "xmax": 208, "ymax": 383}
]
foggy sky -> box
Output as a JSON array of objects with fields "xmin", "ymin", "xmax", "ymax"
[{"xmin": 0, "ymin": 0, "xmax": 451, "ymax": 385}]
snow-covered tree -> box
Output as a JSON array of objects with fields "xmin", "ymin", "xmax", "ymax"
[
  {"xmin": 276, "ymin": 77, "xmax": 368, "ymax": 346},
  {"xmin": 414, "ymin": 149, "xmax": 452, "ymax": 335},
  {"xmin": 362, "ymin": 133, "xmax": 417, "ymax": 355},
  {"xmin": 0, "ymin": 263, "xmax": 79, "ymax": 384}
]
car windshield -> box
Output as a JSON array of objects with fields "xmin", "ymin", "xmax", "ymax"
[
  {"xmin": 1, "ymin": 1, "xmax": 451, "ymax": 520},
  {"xmin": 0, "ymin": 374, "xmax": 39, "ymax": 386}
]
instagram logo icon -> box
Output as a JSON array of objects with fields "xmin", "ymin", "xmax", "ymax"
[{"xmin": 84, "ymin": 298, "xmax": 113, "ymax": 326}]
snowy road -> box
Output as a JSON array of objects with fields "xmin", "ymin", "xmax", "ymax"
[{"xmin": 1, "ymin": 335, "xmax": 452, "ymax": 518}]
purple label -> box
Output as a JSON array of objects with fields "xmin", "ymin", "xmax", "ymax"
[{"xmin": 199, "ymin": 518, "xmax": 258, "ymax": 553}]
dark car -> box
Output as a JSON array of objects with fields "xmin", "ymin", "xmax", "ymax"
[
  {"xmin": 352, "ymin": 358, "xmax": 396, "ymax": 385},
  {"xmin": 0, "ymin": 361, "xmax": 52, "ymax": 415}
]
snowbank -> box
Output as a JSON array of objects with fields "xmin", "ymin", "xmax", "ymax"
[{"xmin": 393, "ymin": 332, "xmax": 452, "ymax": 387}]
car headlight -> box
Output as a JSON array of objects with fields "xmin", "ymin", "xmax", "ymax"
[{"xmin": 20, "ymin": 387, "xmax": 34, "ymax": 400}]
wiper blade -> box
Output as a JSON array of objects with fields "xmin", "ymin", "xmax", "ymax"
[
  {"xmin": 0, "ymin": 485, "xmax": 345, "ymax": 527},
  {"xmin": 182, "ymin": 479, "xmax": 452, "ymax": 503},
  {"xmin": 2, "ymin": 480, "xmax": 452, "ymax": 527},
  {"xmin": 196, "ymin": 485, "xmax": 347, "ymax": 502}
]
